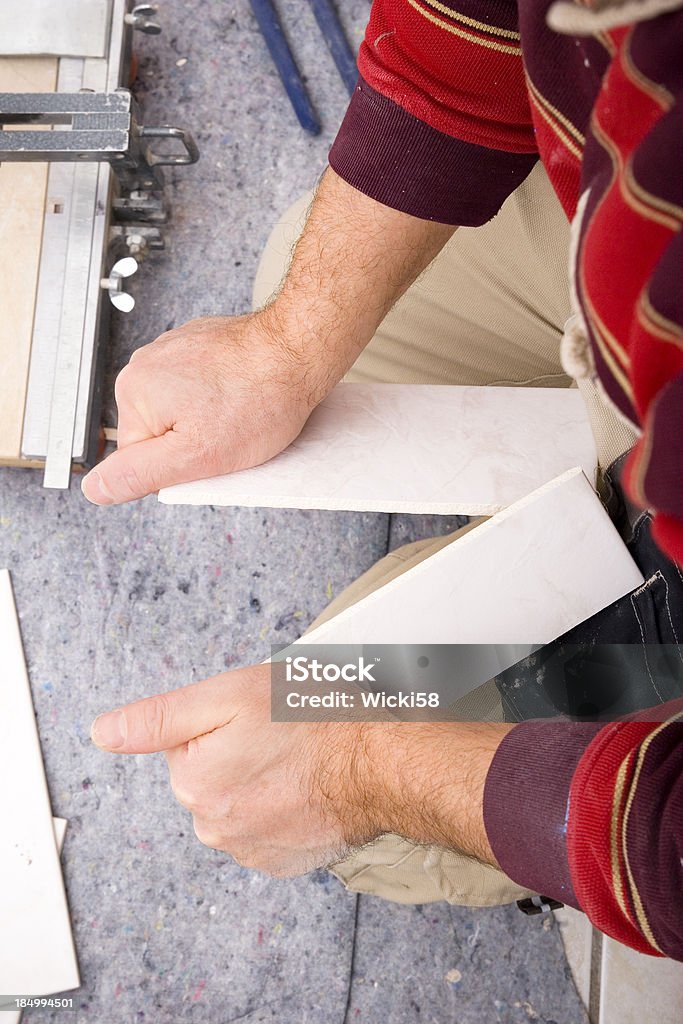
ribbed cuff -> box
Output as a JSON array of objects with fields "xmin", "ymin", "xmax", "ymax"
[
  {"xmin": 483, "ymin": 719, "xmax": 603, "ymax": 907},
  {"xmin": 328, "ymin": 77, "xmax": 538, "ymax": 227}
]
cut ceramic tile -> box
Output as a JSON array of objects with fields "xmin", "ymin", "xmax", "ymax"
[
  {"xmin": 599, "ymin": 936, "xmax": 683, "ymax": 1024},
  {"xmin": 159, "ymin": 384, "xmax": 597, "ymax": 514},
  {"xmin": 0, "ymin": 571, "xmax": 80, "ymax": 999},
  {"xmin": 555, "ymin": 907, "xmax": 593, "ymax": 1011},
  {"xmin": 3, "ymin": 822, "xmax": 69, "ymax": 1024},
  {"xmin": 295, "ymin": 469, "xmax": 642, "ymax": 647}
]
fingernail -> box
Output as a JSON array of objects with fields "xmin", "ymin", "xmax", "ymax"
[
  {"xmin": 91, "ymin": 711, "xmax": 126, "ymax": 749},
  {"xmin": 81, "ymin": 471, "xmax": 114, "ymax": 505}
]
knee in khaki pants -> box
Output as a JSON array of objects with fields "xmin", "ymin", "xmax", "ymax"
[{"xmin": 330, "ymin": 834, "xmax": 533, "ymax": 907}]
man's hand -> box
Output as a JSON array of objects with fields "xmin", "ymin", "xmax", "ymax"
[
  {"xmin": 82, "ymin": 168, "xmax": 455, "ymax": 506},
  {"xmin": 91, "ymin": 663, "xmax": 510, "ymax": 875},
  {"xmin": 91, "ymin": 664, "xmax": 380, "ymax": 875},
  {"xmin": 81, "ymin": 312, "xmax": 320, "ymax": 505}
]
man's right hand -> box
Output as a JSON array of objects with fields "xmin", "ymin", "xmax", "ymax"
[
  {"xmin": 81, "ymin": 310, "xmax": 320, "ymax": 505},
  {"xmin": 82, "ymin": 168, "xmax": 456, "ymax": 506}
]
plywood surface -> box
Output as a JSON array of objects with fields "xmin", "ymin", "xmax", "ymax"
[{"xmin": 0, "ymin": 57, "xmax": 57, "ymax": 461}]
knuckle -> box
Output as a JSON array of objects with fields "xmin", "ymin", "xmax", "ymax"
[
  {"xmin": 170, "ymin": 778, "xmax": 200, "ymax": 813},
  {"xmin": 193, "ymin": 819, "xmax": 224, "ymax": 850},
  {"xmin": 114, "ymin": 362, "xmax": 136, "ymax": 397},
  {"xmin": 114, "ymin": 459, "xmax": 157, "ymax": 500},
  {"xmin": 140, "ymin": 694, "xmax": 172, "ymax": 748}
]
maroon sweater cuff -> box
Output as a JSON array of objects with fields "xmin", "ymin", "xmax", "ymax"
[
  {"xmin": 329, "ymin": 77, "xmax": 538, "ymax": 227},
  {"xmin": 483, "ymin": 719, "xmax": 603, "ymax": 907}
]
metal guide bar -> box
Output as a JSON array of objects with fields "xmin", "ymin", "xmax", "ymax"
[
  {"xmin": 22, "ymin": 34, "xmax": 121, "ymax": 464},
  {"xmin": 43, "ymin": 159, "xmax": 100, "ymax": 488},
  {"xmin": 21, "ymin": 0, "xmax": 186, "ymax": 482},
  {"xmin": 107, "ymin": 0, "xmax": 131, "ymax": 93},
  {"xmin": 21, "ymin": 59, "xmax": 85, "ymax": 460},
  {"xmin": 72, "ymin": 56, "xmax": 112, "ymax": 461}
]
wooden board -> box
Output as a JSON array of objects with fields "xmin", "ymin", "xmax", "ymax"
[{"xmin": 0, "ymin": 57, "xmax": 58, "ymax": 461}]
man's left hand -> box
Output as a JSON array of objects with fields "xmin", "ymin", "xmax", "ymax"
[{"xmin": 90, "ymin": 664, "xmax": 381, "ymax": 876}]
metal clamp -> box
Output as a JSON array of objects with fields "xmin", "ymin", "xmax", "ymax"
[
  {"xmin": 0, "ymin": 90, "xmax": 199, "ymax": 194},
  {"xmin": 517, "ymin": 896, "xmax": 564, "ymax": 916},
  {"xmin": 100, "ymin": 256, "xmax": 138, "ymax": 313},
  {"xmin": 139, "ymin": 125, "xmax": 200, "ymax": 166},
  {"xmin": 124, "ymin": 4, "xmax": 162, "ymax": 34}
]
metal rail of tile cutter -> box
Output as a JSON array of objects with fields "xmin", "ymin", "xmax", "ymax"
[{"xmin": 0, "ymin": 0, "xmax": 199, "ymax": 489}]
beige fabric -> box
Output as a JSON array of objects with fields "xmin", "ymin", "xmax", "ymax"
[
  {"xmin": 254, "ymin": 162, "xmax": 573, "ymax": 389},
  {"xmin": 330, "ymin": 834, "xmax": 532, "ymax": 907}
]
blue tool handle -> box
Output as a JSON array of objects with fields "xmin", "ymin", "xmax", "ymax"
[
  {"xmin": 248, "ymin": 0, "xmax": 321, "ymax": 135},
  {"xmin": 309, "ymin": 0, "xmax": 358, "ymax": 96}
]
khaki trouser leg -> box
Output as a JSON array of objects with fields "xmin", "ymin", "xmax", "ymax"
[{"xmin": 253, "ymin": 163, "xmax": 633, "ymax": 905}]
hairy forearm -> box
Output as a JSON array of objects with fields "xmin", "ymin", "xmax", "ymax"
[
  {"xmin": 361, "ymin": 722, "xmax": 515, "ymax": 865},
  {"xmin": 263, "ymin": 167, "xmax": 456, "ymax": 405}
]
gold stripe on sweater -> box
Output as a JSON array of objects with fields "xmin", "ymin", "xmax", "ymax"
[
  {"xmin": 578, "ymin": 265, "xmax": 634, "ymax": 403},
  {"xmin": 620, "ymin": 711, "xmax": 683, "ymax": 955},
  {"xmin": 417, "ymin": 0, "xmax": 521, "ymax": 41},
  {"xmin": 526, "ymin": 76, "xmax": 586, "ymax": 148},
  {"xmin": 406, "ymin": 0, "xmax": 523, "ymax": 55},
  {"xmin": 624, "ymin": 161, "xmax": 683, "ymax": 230},
  {"xmin": 639, "ymin": 292, "xmax": 683, "ymax": 348},
  {"xmin": 526, "ymin": 89, "xmax": 583, "ymax": 160},
  {"xmin": 610, "ymin": 753, "xmax": 635, "ymax": 925}
]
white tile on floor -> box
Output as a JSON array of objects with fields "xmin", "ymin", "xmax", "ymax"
[
  {"xmin": 2, "ymin": 822, "xmax": 69, "ymax": 1024},
  {"xmin": 0, "ymin": 570, "xmax": 79, "ymax": 998},
  {"xmin": 159, "ymin": 384, "xmax": 597, "ymax": 514},
  {"xmin": 555, "ymin": 907, "xmax": 593, "ymax": 1011},
  {"xmin": 599, "ymin": 936, "xmax": 683, "ymax": 1024}
]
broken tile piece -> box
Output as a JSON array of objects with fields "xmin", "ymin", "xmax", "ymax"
[
  {"xmin": 159, "ymin": 384, "xmax": 597, "ymax": 514},
  {"xmin": 0, "ymin": 571, "xmax": 79, "ymax": 999}
]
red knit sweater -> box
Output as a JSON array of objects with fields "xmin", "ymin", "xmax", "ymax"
[
  {"xmin": 329, "ymin": 0, "xmax": 683, "ymax": 959},
  {"xmin": 329, "ymin": 0, "xmax": 683, "ymax": 566}
]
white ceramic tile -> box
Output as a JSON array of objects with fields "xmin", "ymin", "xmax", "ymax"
[
  {"xmin": 599, "ymin": 936, "xmax": 683, "ymax": 1024},
  {"xmin": 297, "ymin": 469, "xmax": 642, "ymax": 648},
  {"xmin": 52, "ymin": 818, "xmax": 67, "ymax": 851},
  {"xmin": 0, "ymin": 571, "xmax": 80, "ymax": 998},
  {"xmin": 555, "ymin": 907, "xmax": 593, "ymax": 1011},
  {"xmin": 159, "ymin": 384, "xmax": 597, "ymax": 514},
  {"xmin": 3, "ymin": 822, "xmax": 70, "ymax": 1024}
]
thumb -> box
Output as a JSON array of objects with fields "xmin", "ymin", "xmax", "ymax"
[
  {"xmin": 91, "ymin": 672, "xmax": 244, "ymax": 754},
  {"xmin": 81, "ymin": 432, "xmax": 184, "ymax": 505}
]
